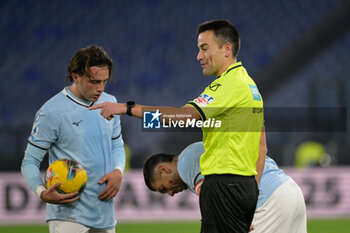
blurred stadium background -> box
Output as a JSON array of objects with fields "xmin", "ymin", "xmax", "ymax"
[{"xmin": 0, "ymin": 0, "xmax": 350, "ymax": 232}]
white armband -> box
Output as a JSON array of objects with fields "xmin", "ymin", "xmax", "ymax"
[{"xmin": 35, "ymin": 185, "xmax": 46, "ymax": 198}]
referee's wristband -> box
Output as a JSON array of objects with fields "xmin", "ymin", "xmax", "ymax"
[
  {"xmin": 35, "ymin": 185, "xmax": 46, "ymax": 198},
  {"xmin": 126, "ymin": 101, "xmax": 135, "ymax": 116}
]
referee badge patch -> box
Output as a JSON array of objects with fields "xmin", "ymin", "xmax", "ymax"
[
  {"xmin": 249, "ymin": 84, "xmax": 261, "ymax": 101},
  {"xmin": 194, "ymin": 94, "xmax": 214, "ymax": 107}
]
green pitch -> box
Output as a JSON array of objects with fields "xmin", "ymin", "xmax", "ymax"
[{"xmin": 0, "ymin": 219, "xmax": 349, "ymax": 233}]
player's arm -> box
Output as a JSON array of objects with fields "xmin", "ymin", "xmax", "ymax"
[
  {"xmin": 255, "ymin": 124, "xmax": 267, "ymax": 184},
  {"xmin": 98, "ymin": 135, "xmax": 125, "ymax": 201},
  {"xmin": 21, "ymin": 144, "xmax": 47, "ymax": 194},
  {"xmin": 89, "ymin": 102, "xmax": 200, "ymax": 122},
  {"xmin": 194, "ymin": 178, "xmax": 204, "ymax": 196},
  {"xmin": 21, "ymin": 143, "xmax": 79, "ymax": 204}
]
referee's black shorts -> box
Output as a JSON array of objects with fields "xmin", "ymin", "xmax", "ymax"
[{"xmin": 199, "ymin": 174, "xmax": 258, "ymax": 233}]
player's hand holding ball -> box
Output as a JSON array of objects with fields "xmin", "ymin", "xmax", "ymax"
[{"xmin": 42, "ymin": 159, "xmax": 87, "ymax": 204}]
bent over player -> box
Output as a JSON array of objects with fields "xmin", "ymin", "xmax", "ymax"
[{"xmin": 144, "ymin": 142, "xmax": 307, "ymax": 233}]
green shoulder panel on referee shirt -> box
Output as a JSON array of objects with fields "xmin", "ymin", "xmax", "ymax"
[{"xmin": 187, "ymin": 62, "xmax": 264, "ymax": 176}]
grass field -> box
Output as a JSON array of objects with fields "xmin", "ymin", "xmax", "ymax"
[{"xmin": 1, "ymin": 219, "xmax": 350, "ymax": 233}]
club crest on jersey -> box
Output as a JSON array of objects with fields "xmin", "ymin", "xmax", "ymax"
[
  {"xmin": 249, "ymin": 84, "xmax": 261, "ymax": 101},
  {"xmin": 194, "ymin": 94, "xmax": 214, "ymax": 107}
]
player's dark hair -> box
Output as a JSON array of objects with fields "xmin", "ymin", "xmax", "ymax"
[
  {"xmin": 66, "ymin": 45, "xmax": 113, "ymax": 82},
  {"xmin": 198, "ymin": 19, "xmax": 240, "ymax": 58},
  {"xmin": 143, "ymin": 153, "xmax": 177, "ymax": 192}
]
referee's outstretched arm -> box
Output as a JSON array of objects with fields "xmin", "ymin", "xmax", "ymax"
[{"xmin": 89, "ymin": 102, "xmax": 201, "ymax": 124}]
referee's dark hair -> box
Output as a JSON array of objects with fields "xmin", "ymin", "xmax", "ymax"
[
  {"xmin": 66, "ymin": 45, "xmax": 113, "ymax": 82},
  {"xmin": 198, "ymin": 19, "xmax": 241, "ymax": 58},
  {"xmin": 143, "ymin": 153, "xmax": 177, "ymax": 191}
]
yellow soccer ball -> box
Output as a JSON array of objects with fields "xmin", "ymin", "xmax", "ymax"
[{"xmin": 46, "ymin": 159, "xmax": 87, "ymax": 193}]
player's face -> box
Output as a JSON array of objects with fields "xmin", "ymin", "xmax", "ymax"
[
  {"xmin": 72, "ymin": 66, "xmax": 109, "ymax": 102},
  {"xmin": 197, "ymin": 30, "xmax": 227, "ymax": 77},
  {"xmin": 152, "ymin": 171, "xmax": 188, "ymax": 197}
]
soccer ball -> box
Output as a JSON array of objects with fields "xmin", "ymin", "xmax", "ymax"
[{"xmin": 46, "ymin": 159, "xmax": 87, "ymax": 193}]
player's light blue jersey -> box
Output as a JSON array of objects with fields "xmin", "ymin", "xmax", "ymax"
[
  {"xmin": 257, "ymin": 155, "xmax": 290, "ymax": 208},
  {"xmin": 177, "ymin": 142, "xmax": 205, "ymax": 195},
  {"xmin": 22, "ymin": 87, "xmax": 125, "ymax": 229},
  {"xmin": 177, "ymin": 142, "xmax": 290, "ymax": 208}
]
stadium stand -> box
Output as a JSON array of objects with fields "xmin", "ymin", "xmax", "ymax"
[{"xmin": 0, "ymin": 0, "xmax": 348, "ymax": 170}]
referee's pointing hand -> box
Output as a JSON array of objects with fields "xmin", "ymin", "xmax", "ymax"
[{"xmin": 89, "ymin": 102, "xmax": 126, "ymax": 120}]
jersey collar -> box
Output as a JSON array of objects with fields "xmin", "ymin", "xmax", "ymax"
[
  {"xmin": 217, "ymin": 61, "xmax": 242, "ymax": 79},
  {"xmin": 62, "ymin": 87, "xmax": 94, "ymax": 107}
]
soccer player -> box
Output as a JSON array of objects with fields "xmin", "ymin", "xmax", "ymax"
[
  {"xmin": 90, "ymin": 19, "xmax": 264, "ymax": 232},
  {"xmin": 143, "ymin": 142, "xmax": 307, "ymax": 233},
  {"xmin": 21, "ymin": 45, "xmax": 126, "ymax": 233}
]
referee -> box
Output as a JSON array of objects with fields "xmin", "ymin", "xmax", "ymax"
[{"xmin": 90, "ymin": 19, "xmax": 264, "ymax": 233}]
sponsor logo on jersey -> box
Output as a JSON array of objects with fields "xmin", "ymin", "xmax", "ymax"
[
  {"xmin": 209, "ymin": 83, "xmax": 222, "ymax": 91},
  {"xmin": 194, "ymin": 94, "xmax": 215, "ymax": 107},
  {"xmin": 72, "ymin": 120, "xmax": 83, "ymax": 126}
]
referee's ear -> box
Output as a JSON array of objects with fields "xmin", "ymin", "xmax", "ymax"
[{"xmin": 224, "ymin": 42, "xmax": 233, "ymax": 58}]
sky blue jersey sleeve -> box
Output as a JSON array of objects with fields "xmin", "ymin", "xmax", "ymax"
[
  {"xmin": 29, "ymin": 107, "xmax": 58, "ymax": 150},
  {"xmin": 111, "ymin": 96, "xmax": 125, "ymax": 171},
  {"xmin": 178, "ymin": 142, "xmax": 205, "ymax": 195},
  {"xmin": 112, "ymin": 135, "xmax": 125, "ymax": 172},
  {"xmin": 22, "ymin": 105, "xmax": 58, "ymax": 193},
  {"xmin": 21, "ymin": 143, "xmax": 47, "ymax": 192}
]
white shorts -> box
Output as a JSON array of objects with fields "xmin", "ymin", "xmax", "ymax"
[
  {"xmin": 48, "ymin": 220, "xmax": 115, "ymax": 233},
  {"xmin": 251, "ymin": 178, "xmax": 307, "ymax": 233}
]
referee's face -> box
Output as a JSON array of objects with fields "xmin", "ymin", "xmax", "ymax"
[
  {"xmin": 72, "ymin": 66, "xmax": 109, "ymax": 102},
  {"xmin": 197, "ymin": 30, "xmax": 227, "ymax": 77}
]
